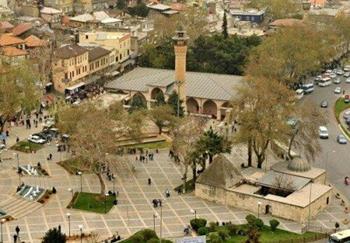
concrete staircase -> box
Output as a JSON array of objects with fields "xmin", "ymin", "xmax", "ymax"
[{"xmin": 0, "ymin": 196, "xmax": 43, "ymax": 219}]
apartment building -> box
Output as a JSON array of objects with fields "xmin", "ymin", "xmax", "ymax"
[
  {"xmin": 44, "ymin": 0, "xmax": 74, "ymax": 14},
  {"xmin": 79, "ymin": 31, "xmax": 131, "ymax": 64},
  {"xmin": 52, "ymin": 44, "xmax": 89, "ymax": 93}
]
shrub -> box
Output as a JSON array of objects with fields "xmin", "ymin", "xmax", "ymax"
[
  {"xmin": 208, "ymin": 222, "xmax": 217, "ymax": 232},
  {"xmin": 198, "ymin": 227, "xmax": 209, "ymax": 236},
  {"xmin": 146, "ymin": 239, "xmax": 160, "ymax": 243},
  {"xmin": 190, "ymin": 218, "xmax": 207, "ymax": 231},
  {"xmin": 140, "ymin": 229, "xmax": 158, "ymax": 241},
  {"xmin": 225, "ymin": 224, "xmax": 238, "ymax": 236},
  {"xmin": 208, "ymin": 232, "xmax": 223, "ymax": 243},
  {"xmin": 269, "ymin": 219, "xmax": 280, "ymax": 231},
  {"xmin": 255, "ymin": 218, "xmax": 264, "ymax": 230},
  {"xmin": 217, "ymin": 228, "xmax": 229, "ymax": 241},
  {"xmin": 246, "ymin": 214, "xmax": 257, "ymax": 226}
]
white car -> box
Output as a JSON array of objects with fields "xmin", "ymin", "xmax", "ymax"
[
  {"xmin": 28, "ymin": 135, "xmax": 46, "ymax": 144},
  {"xmin": 333, "ymin": 78, "xmax": 341, "ymax": 84},
  {"xmin": 43, "ymin": 118, "xmax": 55, "ymax": 128},
  {"xmin": 346, "ymin": 78, "xmax": 350, "ymax": 83},
  {"xmin": 319, "ymin": 126, "xmax": 329, "ymax": 139},
  {"xmin": 344, "ymin": 72, "xmax": 350, "ymax": 78},
  {"xmin": 337, "ymin": 70, "xmax": 344, "ymax": 75},
  {"xmin": 334, "ymin": 87, "xmax": 342, "ymax": 94},
  {"xmin": 330, "ymin": 73, "xmax": 337, "ymax": 79}
]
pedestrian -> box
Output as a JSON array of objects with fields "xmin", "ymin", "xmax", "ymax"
[
  {"xmin": 158, "ymin": 199, "xmax": 162, "ymax": 207},
  {"xmin": 16, "ymin": 137, "xmax": 19, "ymax": 143},
  {"xmin": 148, "ymin": 178, "xmax": 151, "ymax": 185},
  {"xmin": 6, "ymin": 130, "xmax": 9, "ymax": 137}
]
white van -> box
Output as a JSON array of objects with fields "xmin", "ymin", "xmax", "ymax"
[
  {"xmin": 295, "ymin": 89, "xmax": 304, "ymax": 99},
  {"xmin": 318, "ymin": 77, "xmax": 331, "ymax": 87},
  {"xmin": 302, "ymin": 83, "xmax": 314, "ymax": 94},
  {"xmin": 329, "ymin": 229, "xmax": 350, "ymax": 242},
  {"xmin": 319, "ymin": 126, "xmax": 329, "ymax": 139}
]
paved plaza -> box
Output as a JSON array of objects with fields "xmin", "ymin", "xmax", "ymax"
[{"xmin": 0, "ymin": 124, "xmax": 349, "ymax": 242}]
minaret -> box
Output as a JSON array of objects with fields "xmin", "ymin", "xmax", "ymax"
[{"xmin": 172, "ymin": 26, "xmax": 189, "ymax": 114}]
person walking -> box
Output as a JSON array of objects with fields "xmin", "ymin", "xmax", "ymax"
[{"xmin": 148, "ymin": 178, "xmax": 152, "ymax": 185}]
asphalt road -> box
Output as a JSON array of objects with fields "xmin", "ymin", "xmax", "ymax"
[{"xmin": 303, "ymin": 75, "xmax": 350, "ymax": 200}]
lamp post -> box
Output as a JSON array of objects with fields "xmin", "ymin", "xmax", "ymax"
[
  {"xmin": 77, "ymin": 171, "xmax": 82, "ymax": 192},
  {"xmin": 159, "ymin": 199, "xmax": 164, "ymax": 243},
  {"xmin": 153, "ymin": 213, "xmax": 158, "ymax": 232},
  {"xmin": 68, "ymin": 188, "xmax": 74, "ymax": 198},
  {"xmin": 13, "ymin": 153, "xmax": 19, "ymax": 171},
  {"xmin": 104, "ymin": 193, "xmax": 109, "ymax": 214},
  {"xmin": 1, "ymin": 218, "xmax": 5, "ymax": 243},
  {"xmin": 190, "ymin": 209, "xmax": 197, "ymax": 219},
  {"xmin": 66, "ymin": 213, "xmax": 71, "ymax": 238},
  {"xmin": 78, "ymin": 225, "xmax": 83, "ymax": 243},
  {"xmin": 257, "ymin": 201, "xmax": 262, "ymax": 219}
]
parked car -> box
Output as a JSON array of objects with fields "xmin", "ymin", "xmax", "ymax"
[
  {"xmin": 344, "ymin": 72, "xmax": 350, "ymax": 77},
  {"xmin": 320, "ymin": 100, "xmax": 328, "ymax": 108},
  {"xmin": 43, "ymin": 118, "xmax": 55, "ymax": 128},
  {"xmin": 337, "ymin": 134, "xmax": 347, "ymax": 144},
  {"xmin": 333, "ymin": 78, "xmax": 341, "ymax": 84},
  {"xmin": 345, "ymin": 117, "xmax": 350, "ymax": 126},
  {"xmin": 28, "ymin": 135, "xmax": 46, "ymax": 144},
  {"xmin": 345, "ymin": 95, "xmax": 350, "ymax": 103},
  {"xmin": 344, "ymin": 65, "xmax": 350, "ymax": 72},
  {"xmin": 319, "ymin": 126, "xmax": 329, "ymax": 139},
  {"xmin": 346, "ymin": 78, "xmax": 350, "ymax": 83},
  {"xmin": 336, "ymin": 69, "xmax": 344, "ymax": 75},
  {"xmin": 330, "ymin": 73, "xmax": 337, "ymax": 79},
  {"xmin": 343, "ymin": 110, "xmax": 350, "ymax": 119},
  {"xmin": 334, "ymin": 87, "xmax": 342, "ymax": 94}
]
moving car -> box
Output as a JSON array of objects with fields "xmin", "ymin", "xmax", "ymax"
[
  {"xmin": 320, "ymin": 100, "xmax": 328, "ymax": 108},
  {"xmin": 334, "ymin": 87, "xmax": 342, "ymax": 94},
  {"xmin": 28, "ymin": 135, "xmax": 46, "ymax": 144},
  {"xmin": 319, "ymin": 126, "xmax": 329, "ymax": 139},
  {"xmin": 337, "ymin": 134, "xmax": 347, "ymax": 144}
]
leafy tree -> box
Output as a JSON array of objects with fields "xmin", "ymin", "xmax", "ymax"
[
  {"xmin": 0, "ymin": 62, "xmax": 41, "ymax": 132},
  {"xmin": 171, "ymin": 117, "xmax": 206, "ymax": 192},
  {"xmin": 231, "ymin": 77, "xmax": 294, "ymax": 168},
  {"xmin": 246, "ymin": 227, "xmax": 261, "ymax": 243},
  {"xmin": 129, "ymin": 94, "xmax": 147, "ymax": 112},
  {"xmin": 117, "ymin": 0, "xmax": 127, "ymax": 10},
  {"xmin": 154, "ymin": 91, "xmax": 166, "ymax": 106},
  {"xmin": 127, "ymin": 2, "xmax": 149, "ymax": 17},
  {"xmin": 207, "ymin": 232, "xmax": 224, "ymax": 243},
  {"xmin": 222, "ymin": 12, "xmax": 228, "ymax": 38},
  {"xmin": 196, "ymin": 127, "xmax": 231, "ymax": 163},
  {"xmin": 42, "ymin": 227, "xmax": 66, "ymax": 243},
  {"xmin": 167, "ymin": 91, "xmax": 184, "ymax": 117},
  {"xmin": 57, "ymin": 102, "xmax": 144, "ymax": 196},
  {"xmin": 149, "ymin": 105, "xmax": 178, "ymax": 134}
]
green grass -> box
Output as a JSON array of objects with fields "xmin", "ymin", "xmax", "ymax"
[
  {"xmin": 11, "ymin": 141, "xmax": 43, "ymax": 153},
  {"xmin": 126, "ymin": 141, "xmax": 170, "ymax": 150},
  {"xmin": 335, "ymin": 97, "xmax": 350, "ymax": 119},
  {"xmin": 58, "ymin": 157, "xmax": 87, "ymax": 174},
  {"xmin": 213, "ymin": 225, "xmax": 325, "ymax": 243},
  {"xmin": 72, "ymin": 192, "xmax": 116, "ymax": 214}
]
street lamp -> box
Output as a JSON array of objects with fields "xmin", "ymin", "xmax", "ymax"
[
  {"xmin": 153, "ymin": 213, "xmax": 158, "ymax": 232},
  {"xmin": 257, "ymin": 201, "xmax": 262, "ymax": 218},
  {"xmin": 158, "ymin": 199, "xmax": 164, "ymax": 243},
  {"xmin": 66, "ymin": 213, "xmax": 71, "ymax": 237},
  {"xmin": 1, "ymin": 218, "xmax": 5, "ymax": 243},
  {"xmin": 78, "ymin": 225, "xmax": 83, "ymax": 243},
  {"xmin": 68, "ymin": 188, "xmax": 74, "ymax": 198},
  {"xmin": 13, "ymin": 152, "xmax": 19, "ymax": 171},
  {"xmin": 77, "ymin": 171, "xmax": 82, "ymax": 192},
  {"xmin": 104, "ymin": 193, "xmax": 109, "ymax": 214},
  {"xmin": 190, "ymin": 209, "xmax": 197, "ymax": 219}
]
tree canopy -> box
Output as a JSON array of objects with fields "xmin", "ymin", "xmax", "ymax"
[{"xmin": 42, "ymin": 227, "xmax": 66, "ymax": 243}]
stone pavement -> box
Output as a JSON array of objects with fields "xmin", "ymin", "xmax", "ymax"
[{"xmin": 0, "ymin": 125, "xmax": 349, "ymax": 242}]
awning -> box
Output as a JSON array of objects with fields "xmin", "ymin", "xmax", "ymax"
[{"xmin": 65, "ymin": 82, "xmax": 85, "ymax": 91}]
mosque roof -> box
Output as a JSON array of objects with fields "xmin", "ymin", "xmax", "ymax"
[{"xmin": 105, "ymin": 67, "xmax": 242, "ymax": 101}]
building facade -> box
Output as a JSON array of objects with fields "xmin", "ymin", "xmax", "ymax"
[{"xmin": 44, "ymin": 0, "xmax": 73, "ymax": 14}]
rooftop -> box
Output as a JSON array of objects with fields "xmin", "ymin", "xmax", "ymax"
[
  {"xmin": 105, "ymin": 67, "xmax": 242, "ymax": 101},
  {"xmin": 1, "ymin": 46, "xmax": 28, "ymax": 56},
  {"xmin": 24, "ymin": 35, "xmax": 47, "ymax": 48},
  {"xmin": 147, "ymin": 3, "xmax": 171, "ymax": 11},
  {"xmin": 272, "ymin": 161, "xmax": 325, "ymax": 181},
  {"xmin": 88, "ymin": 46, "xmax": 111, "ymax": 61},
  {"xmin": 54, "ymin": 44, "xmax": 87, "ymax": 59},
  {"xmin": 40, "ymin": 7, "xmax": 62, "ymax": 15},
  {"xmin": 230, "ymin": 9, "xmax": 265, "ymax": 15},
  {"xmin": 12, "ymin": 23, "xmax": 32, "ymax": 36},
  {"xmin": 0, "ymin": 34, "xmax": 24, "ymax": 47},
  {"xmin": 70, "ymin": 14, "xmax": 94, "ymax": 23},
  {"xmin": 0, "ymin": 21, "xmax": 13, "ymax": 30}
]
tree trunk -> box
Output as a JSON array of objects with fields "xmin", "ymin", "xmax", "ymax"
[
  {"xmin": 209, "ymin": 154, "xmax": 213, "ymax": 163},
  {"xmin": 158, "ymin": 126, "xmax": 162, "ymax": 134},
  {"xmin": 97, "ymin": 172, "xmax": 106, "ymax": 196},
  {"xmin": 192, "ymin": 163, "xmax": 197, "ymax": 183},
  {"xmin": 257, "ymin": 154, "xmax": 265, "ymax": 169},
  {"xmin": 182, "ymin": 166, "xmax": 188, "ymax": 193},
  {"xmin": 248, "ymin": 138, "xmax": 252, "ymax": 167}
]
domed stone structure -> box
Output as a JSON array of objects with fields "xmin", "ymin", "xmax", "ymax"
[{"xmin": 287, "ymin": 156, "xmax": 311, "ymax": 172}]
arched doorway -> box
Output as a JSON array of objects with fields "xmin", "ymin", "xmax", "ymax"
[
  {"xmin": 186, "ymin": 97, "xmax": 200, "ymax": 114},
  {"xmin": 151, "ymin": 88, "xmax": 165, "ymax": 106},
  {"xmin": 220, "ymin": 102, "xmax": 232, "ymax": 120},
  {"xmin": 129, "ymin": 92, "xmax": 147, "ymax": 110},
  {"xmin": 203, "ymin": 100, "xmax": 217, "ymax": 118}
]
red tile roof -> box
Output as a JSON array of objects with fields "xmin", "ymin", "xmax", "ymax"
[
  {"xmin": 12, "ymin": 23, "xmax": 32, "ymax": 36},
  {"xmin": 0, "ymin": 34, "xmax": 25, "ymax": 47},
  {"xmin": 1, "ymin": 46, "xmax": 28, "ymax": 57},
  {"xmin": 24, "ymin": 35, "xmax": 47, "ymax": 47},
  {"xmin": 0, "ymin": 21, "xmax": 14, "ymax": 30}
]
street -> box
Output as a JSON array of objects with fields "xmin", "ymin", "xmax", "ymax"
[{"xmin": 303, "ymin": 76, "xmax": 350, "ymax": 200}]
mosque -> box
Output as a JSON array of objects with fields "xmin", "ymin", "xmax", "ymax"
[{"xmin": 105, "ymin": 28, "xmax": 242, "ymax": 120}]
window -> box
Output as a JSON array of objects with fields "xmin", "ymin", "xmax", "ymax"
[
  {"xmin": 64, "ymin": 73, "xmax": 68, "ymax": 79},
  {"xmin": 85, "ymin": 35, "xmax": 88, "ymax": 39},
  {"xmin": 327, "ymin": 197, "xmax": 329, "ymax": 204}
]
